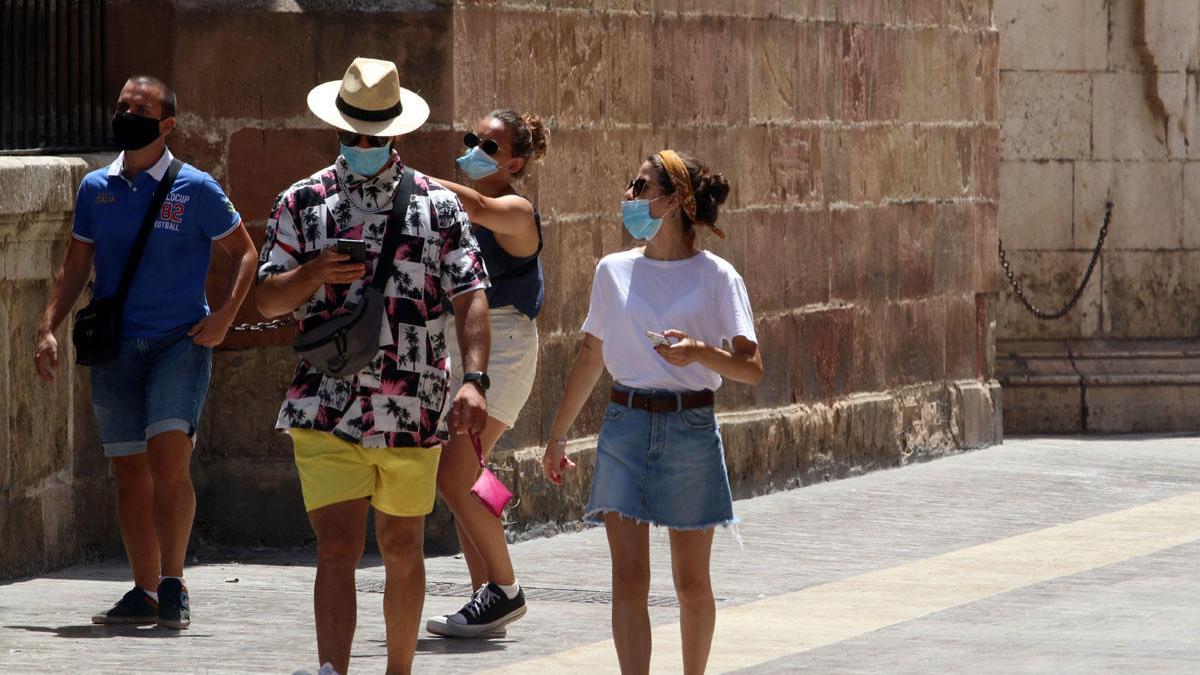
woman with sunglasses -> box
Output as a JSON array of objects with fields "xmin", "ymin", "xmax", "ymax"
[
  {"xmin": 424, "ymin": 110, "xmax": 549, "ymax": 639},
  {"xmin": 542, "ymin": 150, "xmax": 762, "ymax": 674}
]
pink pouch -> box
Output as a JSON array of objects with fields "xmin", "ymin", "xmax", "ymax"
[{"xmin": 469, "ymin": 434, "xmax": 513, "ymax": 518}]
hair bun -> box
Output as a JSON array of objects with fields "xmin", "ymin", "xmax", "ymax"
[
  {"xmin": 521, "ymin": 112, "xmax": 549, "ymax": 161},
  {"xmin": 702, "ymin": 172, "xmax": 730, "ymax": 206}
]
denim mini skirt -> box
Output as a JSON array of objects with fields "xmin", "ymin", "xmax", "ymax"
[{"xmin": 584, "ymin": 384, "xmax": 736, "ymax": 530}]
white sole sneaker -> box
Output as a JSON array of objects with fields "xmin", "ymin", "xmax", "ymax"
[{"xmin": 425, "ymin": 604, "xmax": 526, "ymax": 638}]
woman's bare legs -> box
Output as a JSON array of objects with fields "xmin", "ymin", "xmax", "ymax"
[
  {"xmin": 606, "ymin": 513, "xmax": 652, "ymax": 674},
  {"xmin": 669, "ymin": 527, "xmax": 717, "ymax": 675},
  {"xmin": 437, "ymin": 416, "xmax": 515, "ymax": 587}
]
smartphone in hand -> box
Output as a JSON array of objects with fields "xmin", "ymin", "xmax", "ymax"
[
  {"xmin": 645, "ymin": 330, "xmax": 672, "ymax": 347},
  {"xmin": 335, "ymin": 239, "xmax": 367, "ymax": 263}
]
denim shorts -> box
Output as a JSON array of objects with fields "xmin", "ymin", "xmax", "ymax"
[
  {"xmin": 584, "ymin": 385, "xmax": 736, "ymax": 530},
  {"xmin": 89, "ymin": 327, "xmax": 213, "ymax": 457}
]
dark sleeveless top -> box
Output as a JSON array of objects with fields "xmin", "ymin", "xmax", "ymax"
[{"xmin": 473, "ymin": 209, "xmax": 543, "ymax": 320}]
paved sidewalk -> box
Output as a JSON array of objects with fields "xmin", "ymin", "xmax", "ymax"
[{"xmin": 2, "ymin": 435, "xmax": 1199, "ymax": 673}]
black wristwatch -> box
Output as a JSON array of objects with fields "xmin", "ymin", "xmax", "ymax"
[{"xmin": 463, "ymin": 371, "xmax": 490, "ymax": 392}]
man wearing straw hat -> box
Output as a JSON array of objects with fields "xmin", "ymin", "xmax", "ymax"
[{"xmin": 256, "ymin": 57, "xmax": 491, "ymax": 675}]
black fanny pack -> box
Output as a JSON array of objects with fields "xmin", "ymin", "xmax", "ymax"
[
  {"xmin": 292, "ymin": 167, "xmax": 415, "ymax": 377},
  {"xmin": 73, "ymin": 159, "xmax": 182, "ymax": 367}
]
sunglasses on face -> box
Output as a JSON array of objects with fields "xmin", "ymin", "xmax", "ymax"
[
  {"xmin": 627, "ymin": 177, "xmax": 648, "ymax": 199},
  {"xmin": 337, "ymin": 130, "xmax": 390, "ymax": 147},
  {"xmin": 464, "ymin": 132, "xmax": 499, "ymax": 156}
]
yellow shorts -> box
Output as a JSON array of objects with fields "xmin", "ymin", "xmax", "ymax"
[{"xmin": 290, "ymin": 429, "xmax": 442, "ymax": 517}]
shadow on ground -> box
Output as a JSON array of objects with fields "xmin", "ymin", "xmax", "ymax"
[
  {"xmin": 415, "ymin": 637, "xmax": 509, "ymax": 655},
  {"xmin": 5, "ymin": 624, "xmax": 211, "ymax": 639}
]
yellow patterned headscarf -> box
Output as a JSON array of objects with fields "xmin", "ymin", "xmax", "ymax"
[{"xmin": 657, "ymin": 149, "xmax": 726, "ymax": 239}]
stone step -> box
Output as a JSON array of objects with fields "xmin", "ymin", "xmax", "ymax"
[
  {"xmin": 495, "ymin": 380, "xmax": 1003, "ymax": 538},
  {"xmin": 997, "ymin": 340, "xmax": 1200, "ymax": 434}
]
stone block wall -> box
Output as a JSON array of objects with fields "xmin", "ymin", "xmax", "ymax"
[
  {"xmin": 1, "ymin": 0, "xmax": 1002, "ymax": 577},
  {"xmin": 0, "ymin": 156, "xmax": 122, "ymax": 577},
  {"xmin": 995, "ymin": 0, "xmax": 1200, "ymax": 433},
  {"xmin": 447, "ymin": 0, "xmax": 1001, "ymax": 528}
]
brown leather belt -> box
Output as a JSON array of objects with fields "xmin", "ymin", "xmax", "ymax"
[{"xmin": 610, "ymin": 387, "xmax": 714, "ymax": 412}]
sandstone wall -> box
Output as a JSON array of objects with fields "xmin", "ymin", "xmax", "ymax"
[
  {"xmin": 1, "ymin": 0, "xmax": 1001, "ymax": 577},
  {"xmin": 449, "ymin": 0, "xmax": 1002, "ymax": 527},
  {"xmin": 995, "ymin": 0, "xmax": 1200, "ymax": 432},
  {"xmin": 0, "ymin": 156, "xmax": 122, "ymax": 576}
]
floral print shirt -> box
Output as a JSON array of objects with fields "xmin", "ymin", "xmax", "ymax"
[{"xmin": 257, "ymin": 155, "xmax": 489, "ymax": 449}]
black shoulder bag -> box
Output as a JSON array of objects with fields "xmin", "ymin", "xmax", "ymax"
[
  {"xmin": 72, "ymin": 159, "xmax": 183, "ymax": 366},
  {"xmin": 292, "ymin": 167, "xmax": 416, "ymax": 377}
]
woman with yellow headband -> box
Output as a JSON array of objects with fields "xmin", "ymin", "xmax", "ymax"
[{"xmin": 542, "ymin": 150, "xmax": 763, "ymax": 674}]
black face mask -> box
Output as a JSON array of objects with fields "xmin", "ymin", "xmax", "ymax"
[{"xmin": 111, "ymin": 111, "xmax": 163, "ymax": 151}]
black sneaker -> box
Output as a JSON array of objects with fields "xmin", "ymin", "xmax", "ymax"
[
  {"xmin": 425, "ymin": 582, "xmax": 526, "ymax": 638},
  {"xmin": 156, "ymin": 578, "xmax": 190, "ymax": 630},
  {"xmin": 91, "ymin": 587, "xmax": 158, "ymax": 625}
]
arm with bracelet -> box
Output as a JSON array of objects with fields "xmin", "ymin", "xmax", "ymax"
[{"xmin": 542, "ymin": 332, "xmax": 606, "ymax": 485}]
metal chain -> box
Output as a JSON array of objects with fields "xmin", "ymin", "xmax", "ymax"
[
  {"xmin": 997, "ymin": 200, "xmax": 1112, "ymax": 321},
  {"xmin": 229, "ymin": 317, "xmax": 294, "ymax": 332}
]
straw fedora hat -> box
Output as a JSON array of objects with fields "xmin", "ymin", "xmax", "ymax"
[{"xmin": 307, "ymin": 57, "xmax": 430, "ymax": 137}]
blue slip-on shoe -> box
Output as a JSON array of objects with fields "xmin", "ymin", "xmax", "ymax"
[
  {"xmin": 91, "ymin": 586, "xmax": 158, "ymax": 625},
  {"xmin": 156, "ymin": 577, "xmax": 190, "ymax": 630}
]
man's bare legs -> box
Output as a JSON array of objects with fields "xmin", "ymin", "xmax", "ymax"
[
  {"xmin": 145, "ymin": 430, "xmax": 195, "ymax": 578},
  {"xmin": 307, "ymin": 499, "xmax": 370, "ymax": 675},
  {"xmin": 107, "ymin": 430, "xmax": 196, "ymax": 591},
  {"xmin": 110, "ymin": 454, "xmax": 160, "ymax": 592},
  {"xmin": 375, "ymin": 512, "xmax": 427, "ymax": 675}
]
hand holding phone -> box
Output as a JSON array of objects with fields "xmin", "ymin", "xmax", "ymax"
[
  {"xmin": 335, "ymin": 239, "xmax": 368, "ymax": 263},
  {"xmin": 645, "ymin": 330, "xmax": 672, "ymax": 347},
  {"xmin": 307, "ymin": 241, "xmax": 366, "ymax": 285}
]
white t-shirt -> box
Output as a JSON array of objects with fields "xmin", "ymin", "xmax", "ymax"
[{"xmin": 581, "ymin": 248, "xmax": 758, "ymax": 392}]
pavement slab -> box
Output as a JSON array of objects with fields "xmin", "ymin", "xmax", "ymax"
[{"xmin": 1, "ymin": 435, "xmax": 1198, "ymax": 674}]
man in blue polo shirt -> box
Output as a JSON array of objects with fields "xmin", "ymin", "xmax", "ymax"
[{"xmin": 33, "ymin": 75, "xmax": 258, "ymax": 630}]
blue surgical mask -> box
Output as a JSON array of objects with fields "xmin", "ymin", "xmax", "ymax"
[
  {"xmin": 340, "ymin": 142, "xmax": 393, "ymax": 177},
  {"xmin": 621, "ymin": 199, "xmax": 664, "ymax": 240},
  {"xmin": 456, "ymin": 146, "xmax": 500, "ymax": 180}
]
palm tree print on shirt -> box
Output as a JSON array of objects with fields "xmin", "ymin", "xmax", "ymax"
[
  {"xmin": 405, "ymin": 203, "xmax": 425, "ymax": 234},
  {"xmin": 301, "ymin": 207, "xmax": 323, "ymax": 242},
  {"xmin": 281, "ymin": 401, "xmax": 306, "ymax": 424},
  {"xmin": 422, "ymin": 238, "xmax": 439, "ymax": 267},
  {"xmin": 261, "ymin": 160, "xmax": 488, "ymax": 450},
  {"xmin": 429, "ymin": 330, "xmax": 447, "ymax": 357},
  {"xmin": 450, "ymin": 259, "xmax": 480, "ymax": 287},
  {"xmin": 279, "ymin": 399, "xmax": 317, "ymax": 429},
  {"xmin": 398, "ymin": 326, "xmax": 422, "ymax": 370},
  {"xmin": 344, "ymin": 415, "xmax": 368, "ymax": 433},
  {"xmin": 417, "ymin": 383, "xmax": 434, "ymax": 410},
  {"xmin": 392, "ymin": 269, "xmax": 417, "ymax": 297},
  {"xmin": 435, "ymin": 199, "xmax": 459, "ymax": 225},
  {"xmin": 364, "ymin": 218, "xmax": 386, "ymax": 242},
  {"xmin": 362, "ymin": 183, "xmax": 384, "ymax": 210},
  {"xmin": 356, "ymin": 350, "xmax": 387, "ymax": 390},
  {"xmin": 333, "ymin": 199, "xmax": 354, "ymax": 228},
  {"xmin": 382, "ymin": 397, "xmax": 416, "ymax": 431},
  {"xmin": 417, "ymin": 371, "xmax": 447, "ymax": 411},
  {"xmin": 318, "ymin": 376, "xmax": 353, "ymax": 410}
]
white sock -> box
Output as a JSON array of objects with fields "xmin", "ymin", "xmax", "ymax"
[
  {"xmin": 141, "ymin": 588, "xmax": 159, "ymax": 602},
  {"xmin": 497, "ymin": 580, "xmax": 520, "ymax": 600}
]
